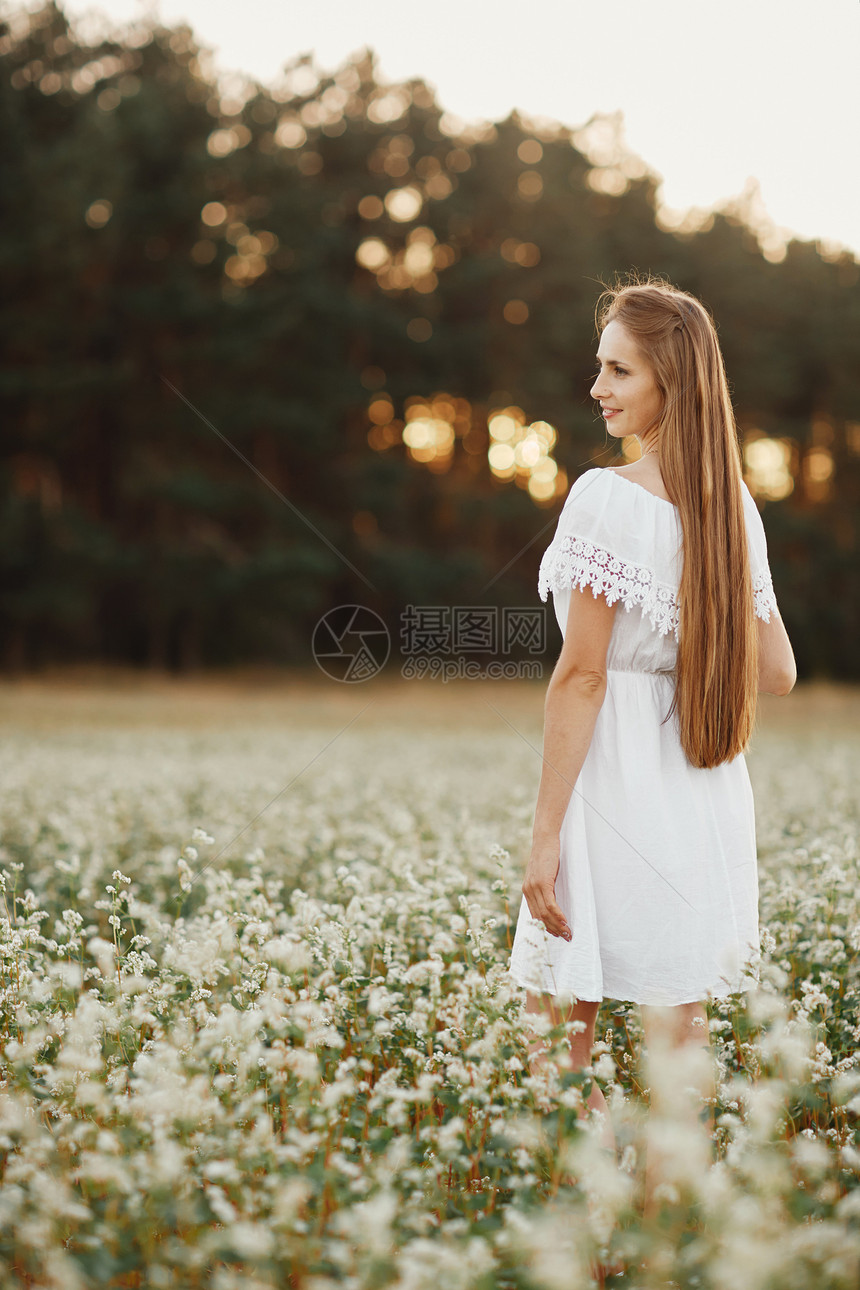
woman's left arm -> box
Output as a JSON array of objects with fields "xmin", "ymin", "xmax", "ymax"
[{"xmin": 521, "ymin": 587, "xmax": 619, "ymax": 941}]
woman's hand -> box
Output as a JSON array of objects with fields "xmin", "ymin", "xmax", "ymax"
[{"xmin": 522, "ymin": 840, "xmax": 572, "ymax": 942}]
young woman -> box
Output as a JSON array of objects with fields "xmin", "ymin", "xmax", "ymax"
[{"xmin": 506, "ymin": 275, "xmax": 796, "ymax": 1209}]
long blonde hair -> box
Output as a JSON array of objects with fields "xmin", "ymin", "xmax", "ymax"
[{"xmin": 595, "ymin": 275, "xmax": 758, "ymax": 768}]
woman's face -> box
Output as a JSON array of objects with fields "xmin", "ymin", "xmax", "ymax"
[{"xmin": 590, "ymin": 320, "xmax": 664, "ymax": 445}]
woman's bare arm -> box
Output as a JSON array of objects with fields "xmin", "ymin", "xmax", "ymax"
[
  {"xmin": 757, "ymin": 607, "xmax": 797, "ymax": 695},
  {"xmin": 522, "ymin": 588, "xmax": 618, "ymax": 940}
]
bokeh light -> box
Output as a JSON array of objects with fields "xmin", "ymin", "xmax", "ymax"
[
  {"xmin": 517, "ymin": 139, "xmax": 543, "ymax": 164},
  {"xmin": 366, "ymin": 87, "xmax": 411, "ymax": 124},
  {"xmin": 274, "ymin": 117, "xmax": 307, "ymax": 148},
  {"xmin": 206, "ymin": 125, "xmax": 251, "ymax": 157},
  {"xmin": 406, "ymin": 317, "xmax": 432, "ymax": 342},
  {"xmin": 209, "ymin": 219, "xmax": 280, "ymax": 285},
  {"xmin": 368, "ymin": 395, "xmax": 394, "ymax": 425},
  {"xmin": 357, "ymin": 195, "xmax": 384, "ymax": 219},
  {"xmin": 445, "ymin": 147, "xmax": 471, "ymax": 173},
  {"xmin": 384, "ymin": 186, "xmax": 423, "ymax": 222},
  {"xmin": 488, "ymin": 442, "xmax": 516, "ymax": 473},
  {"xmin": 803, "ymin": 445, "xmax": 835, "ymax": 502},
  {"xmin": 367, "ymin": 392, "xmax": 476, "ymax": 472},
  {"xmin": 586, "ymin": 168, "xmax": 629, "ymax": 196},
  {"xmin": 201, "ymin": 201, "xmax": 227, "ymax": 227},
  {"xmin": 503, "ymin": 300, "xmax": 529, "ymax": 324},
  {"xmin": 403, "ymin": 239, "xmax": 435, "ymax": 277},
  {"xmin": 97, "ymin": 87, "xmax": 121, "ymax": 111},
  {"xmin": 517, "ymin": 170, "xmax": 543, "ymax": 200},
  {"xmin": 401, "ymin": 395, "xmax": 461, "ymax": 471},
  {"xmin": 744, "ymin": 435, "xmax": 795, "ymax": 501},
  {"xmin": 190, "ymin": 240, "xmax": 216, "ymax": 264},
  {"xmin": 500, "ymin": 238, "xmax": 541, "ymax": 267},
  {"xmin": 488, "ymin": 407, "xmax": 565, "ymax": 500},
  {"xmin": 356, "ymin": 238, "xmax": 390, "ymax": 271},
  {"xmin": 85, "ymin": 199, "xmax": 112, "ymax": 228},
  {"xmin": 355, "ymin": 226, "xmax": 452, "ymax": 294}
]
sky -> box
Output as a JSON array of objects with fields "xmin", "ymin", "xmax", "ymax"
[{"xmin": 44, "ymin": 0, "xmax": 860, "ymax": 259}]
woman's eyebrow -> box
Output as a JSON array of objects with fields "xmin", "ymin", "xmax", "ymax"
[{"xmin": 595, "ymin": 356, "xmax": 628, "ymax": 366}]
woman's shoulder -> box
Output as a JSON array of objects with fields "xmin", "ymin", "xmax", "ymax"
[
  {"xmin": 565, "ymin": 465, "xmax": 677, "ymax": 512},
  {"xmin": 572, "ymin": 465, "xmax": 763, "ymax": 513},
  {"xmin": 540, "ymin": 466, "xmax": 684, "ymax": 634},
  {"xmin": 603, "ymin": 464, "xmax": 676, "ymax": 507},
  {"xmin": 562, "ymin": 466, "xmax": 604, "ymax": 502}
]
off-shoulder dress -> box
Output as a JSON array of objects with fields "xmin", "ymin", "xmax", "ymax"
[{"xmin": 506, "ymin": 466, "xmax": 779, "ymax": 1006}]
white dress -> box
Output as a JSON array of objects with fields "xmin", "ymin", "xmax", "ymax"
[{"xmin": 506, "ymin": 466, "xmax": 779, "ymax": 1006}]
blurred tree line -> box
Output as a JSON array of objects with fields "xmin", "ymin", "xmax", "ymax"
[{"xmin": 1, "ymin": 2, "xmax": 858, "ymax": 677}]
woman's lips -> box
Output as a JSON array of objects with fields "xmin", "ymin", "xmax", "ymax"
[{"xmin": 602, "ymin": 408, "xmax": 621, "ymax": 419}]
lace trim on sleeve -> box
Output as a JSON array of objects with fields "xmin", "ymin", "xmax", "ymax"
[
  {"xmin": 538, "ymin": 535, "xmax": 681, "ymax": 640},
  {"xmin": 752, "ymin": 568, "xmax": 778, "ymax": 622}
]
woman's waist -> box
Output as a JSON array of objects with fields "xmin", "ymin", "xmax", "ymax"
[{"xmin": 607, "ymin": 665, "xmax": 676, "ymax": 678}]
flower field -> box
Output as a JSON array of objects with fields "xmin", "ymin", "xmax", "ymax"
[{"xmin": 1, "ymin": 674, "xmax": 859, "ymax": 1289}]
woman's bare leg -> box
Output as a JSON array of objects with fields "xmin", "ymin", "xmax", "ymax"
[
  {"xmin": 639, "ymin": 1000, "xmax": 715, "ymax": 1217},
  {"xmin": 524, "ymin": 990, "xmax": 616, "ymax": 1152},
  {"xmin": 525, "ymin": 992, "xmax": 624, "ymax": 1284}
]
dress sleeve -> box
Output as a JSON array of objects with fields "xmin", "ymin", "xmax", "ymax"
[
  {"xmin": 537, "ymin": 469, "xmax": 682, "ymax": 638},
  {"xmin": 741, "ymin": 482, "xmax": 779, "ymax": 622}
]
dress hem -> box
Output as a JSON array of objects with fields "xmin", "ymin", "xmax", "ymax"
[{"xmin": 506, "ymin": 965, "xmax": 756, "ymax": 1008}]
